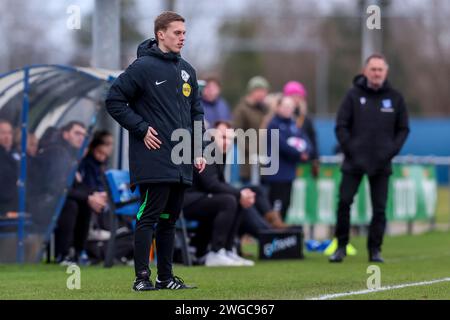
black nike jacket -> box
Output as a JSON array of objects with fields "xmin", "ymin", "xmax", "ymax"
[{"xmin": 106, "ymin": 39, "xmax": 204, "ymax": 187}]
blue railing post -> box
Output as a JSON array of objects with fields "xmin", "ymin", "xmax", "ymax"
[
  {"xmin": 17, "ymin": 67, "xmax": 30, "ymax": 263},
  {"xmin": 118, "ymin": 126, "xmax": 123, "ymax": 169}
]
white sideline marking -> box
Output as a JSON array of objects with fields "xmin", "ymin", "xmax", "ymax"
[
  {"xmin": 389, "ymin": 252, "xmax": 450, "ymax": 263},
  {"xmin": 310, "ymin": 277, "xmax": 450, "ymax": 300}
]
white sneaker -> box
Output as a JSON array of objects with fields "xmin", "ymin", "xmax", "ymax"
[
  {"xmin": 226, "ymin": 250, "xmax": 255, "ymax": 266},
  {"xmin": 88, "ymin": 229, "xmax": 111, "ymax": 241},
  {"xmin": 205, "ymin": 249, "xmax": 242, "ymax": 267}
]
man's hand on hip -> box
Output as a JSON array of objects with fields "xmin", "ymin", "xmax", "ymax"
[{"xmin": 143, "ymin": 126, "xmax": 162, "ymax": 150}]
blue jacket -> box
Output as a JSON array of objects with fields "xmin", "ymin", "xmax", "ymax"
[
  {"xmin": 201, "ymin": 97, "xmax": 232, "ymax": 128},
  {"xmin": 264, "ymin": 115, "xmax": 312, "ymax": 182},
  {"xmin": 78, "ymin": 154, "xmax": 105, "ymax": 192}
]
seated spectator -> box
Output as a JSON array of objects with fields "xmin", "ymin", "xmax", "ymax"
[
  {"xmin": 237, "ymin": 184, "xmax": 288, "ymax": 235},
  {"xmin": 184, "ymin": 121, "xmax": 250, "ymax": 266},
  {"xmin": 54, "ymin": 179, "xmax": 107, "ymax": 265},
  {"xmin": 0, "ymin": 119, "xmax": 18, "ymax": 216},
  {"xmin": 79, "ymin": 131, "xmax": 112, "ymax": 191},
  {"xmin": 37, "ymin": 126, "xmax": 60, "ymax": 151},
  {"xmin": 13, "ymin": 128, "xmax": 38, "ymax": 157},
  {"xmin": 263, "ymin": 96, "xmax": 313, "ymax": 221},
  {"xmin": 27, "ymin": 121, "xmax": 88, "ymax": 233},
  {"xmin": 13, "ymin": 130, "xmax": 39, "ymax": 210},
  {"xmin": 47, "ymin": 121, "xmax": 107, "ymax": 264},
  {"xmin": 79, "ymin": 130, "xmax": 113, "ymax": 240},
  {"xmin": 200, "ymin": 76, "xmax": 232, "ymax": 129},
  {"xmin": 35, "ymin": 121, "xmax": 87, "ymax": 195},
  {"xmin": 81, "ymin": 130, "xmax": 134, "ymax": 264}
]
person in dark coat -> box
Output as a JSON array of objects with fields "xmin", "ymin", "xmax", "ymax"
[
  {"xmin": 0, "ymin": 119, "xmax": 18, "ymax": 216},
  {"xmin": 283, "ymin": 81, "xmax": 320, "ymax": 178},
  {"xmin": 45, "ymin": 121, "xmax": 104, "ymax": 264},
  {"xmin": 106, "ymin": 11, "xmax": 206, "ymax": 291},
  {"xmin": 28, "ymin": 121, "xmax": 86, "ymax": 233},
  {"xmin": 264, "ymin": 96, "xmax": 313, "ymax": 221},
  {"xmin": 329, "ymin": 53, "xmax": 410, "ymax": 263},
  {"xmin": 184, "ymin": 121, "xmax": 280, "ymax": 266}
]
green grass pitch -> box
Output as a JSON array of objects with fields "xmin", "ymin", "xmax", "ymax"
[{"xmin": 1, "ymin": 231, "xmax": 449, "ymax": 300}]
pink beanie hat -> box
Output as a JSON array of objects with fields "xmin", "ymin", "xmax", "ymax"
[{"xmin": 283, "ymin": 81, "xmax": 307, "ymax": 98}]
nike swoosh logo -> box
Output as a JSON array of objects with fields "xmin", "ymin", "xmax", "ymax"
[{"xmin": 155, "ymin": 80, "xmax": 167, "ymax": 85}]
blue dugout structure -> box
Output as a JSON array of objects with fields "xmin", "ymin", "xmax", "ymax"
[{"xmin": 0, "ymin": 65, "xmax": 120, "ymax": 263}]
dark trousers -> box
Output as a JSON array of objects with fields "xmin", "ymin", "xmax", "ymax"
[
  {"xmin": 236, "ymin": 184, "xmax": 272, "ymax": 237},
  {"xmin": 267, "ymin": 181, "xmax": 293, "ymax": 220},
  {"xmin": 248, "ymin": 185, "xmax": 272, "ymax": 216},
  {"xmin": 184, "ymin": 194, "xmax": 239, "ymax": 254},
  {"xmin": 335, "ymin": 173, "xmax": 389, "ymax": 251},
  {"xmin": 134, "ymin": 183, "xmax": 185, "ymax": 280},
  {"xmin": 184, "ymin": 187, "xmax": 273, "ymax": 257},
  {"xmin": 55, "ymin": 198, "xmax": 92, "ymax": 258},
  {"xmin": 238, "ymin": 206, "xmax": 272, "ymax": 238}
]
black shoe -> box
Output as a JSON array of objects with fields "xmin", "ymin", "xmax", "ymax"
[
  {"xmin": 132, "ymin": 270, "xmax": 158, "ymax": 291},
  {"xmin": 329, "ymin": 247, "xmax": 346, "ymax": 263},
  {"xmin": 369, "ymin": 249, "xmax": 384, "ymax": 263},
  {"xmin": 155, "ymin": 276, "xmax": 197, "ymax": 290},
  {"xmin": 133, "ymin": 278, "xmax": 158, "ymax": 291}
]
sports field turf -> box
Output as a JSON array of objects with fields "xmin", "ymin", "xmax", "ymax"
[{"xmin": 1, "ymin": 231, "xmax": 449, "ymax": 300}]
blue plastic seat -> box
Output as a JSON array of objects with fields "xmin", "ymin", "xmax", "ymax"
[{"xmin": 103, "ymin": 169, "xmax": 196, "ymax": 267}]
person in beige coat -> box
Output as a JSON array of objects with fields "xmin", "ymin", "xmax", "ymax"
[{"xmin": 232, "ymin": 76, "xmax": 270, "ymax": 183}]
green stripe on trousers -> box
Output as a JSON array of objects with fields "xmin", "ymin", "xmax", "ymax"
[{"xmin": 136, "ymin": 190, "xmax": 148, "ymax": 221}]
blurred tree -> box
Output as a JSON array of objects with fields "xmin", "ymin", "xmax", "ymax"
[
  {"xmin": 70, "ymin": 0, "xmax": 144, "ymax": 68},
  {"xmin": 384, "ymin": 0, "xmax": 450, "ymax": 116},
  {"xmin": 215, "ymin": 0, "xmax": 450, "ymax": 117},
  {"xmin": 218, "ymin": 19, "xmax": 265, "ymax": 108},
  {"xmin": 0, "ymin": 0, "xmax": 61, "ymax": 72},
  {"xmin": 217, "ymin": 0, "xmax": 321, "ymax": 110},
  {"xmin": 319, "ymin": 13, "xmax": 361, "ymax": 115},
  {"xmin": 258, "ymin": 0, "xmax": 322, "ymax": 114}
]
